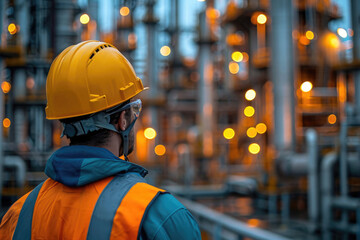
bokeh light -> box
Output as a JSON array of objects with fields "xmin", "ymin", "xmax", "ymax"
[
  {"xmin": 337, "ymin": 28, "xmax": 347, "ymax": 38},
  {"xmin": 3, "ymin": 118, "xmax": 11, "ymax": 128},
  {"xmin": 155, "ymin": 144, "xmax": 166, "ymax": 156},
  {"xmin": 120, "ymin": 6, "xmax": 130, "ymax": 16},
  {"xmin": 305, "ymin": 30, "xmax": 314, "ymax": 40},
  {"xmin": 80, "ymin": 14, "xmax": 90, "ymax": 24},
  {"xmin": 160, "ymin": 46, "xmax": 171, "ymax": 56},
  {"xmin": 248, "ymin": 143, "xmax": 260, "ymax": 154},
  {"xmin": 1, "ymin": 81, "xmax": 11, "ymax": 94},
  {"xmin": 256, "ymin": 123, "xmax": 267, "ymax": 134},
  {"xmin": 245, "ymin": 89, "xmax": 256, "ymax": 101},
  {"xmin": 232, "ymin": 51, "xmax": 243, "ymax": 62},
  {"xmin": 229, "ymin": 61, "xmax": 239, "ymax": 74},
  {"xmin": 247, "ymin": 127, "xmax": 257, "ymax": 138},
  {"xmin": 8, "ymin": 23, "xmax": 17, "ymax": 34},
  {"xmin": 328, "ymin": 114, "xmax": 337, "ymax": 124},
  {"xmin": 223, "ymin": 128, "xmax": 235, "ymax": 140},
  {"xmin": 300, "ymin": 81, "xmax": 313, "ymax": 93},
  {"xmin": 144, "ymin": 127, "xmax": 157, "ymax": 139},
  {"xmin": 244, "ymin": 106, "xmax": 255, "ymax": 117},
  {"xmin": 257, "ymin": 14, "xmax": 267, "ymax": 24}
]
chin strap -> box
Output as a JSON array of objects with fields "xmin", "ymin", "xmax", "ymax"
[{"xmin": 119, "ymin": 115, "xmax": 138, "ymax": 161}]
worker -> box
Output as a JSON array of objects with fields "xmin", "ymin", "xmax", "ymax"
[{"xmin": 0, "ymin": 40, "xmax": 201, "ymax": 239}]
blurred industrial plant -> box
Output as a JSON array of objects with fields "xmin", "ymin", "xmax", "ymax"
[{"xmin": 0, "ymin": 0, "xmax": 359, "ymax": 239}]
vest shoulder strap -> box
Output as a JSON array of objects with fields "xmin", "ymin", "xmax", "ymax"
[
  {"xmin": 87, "ymin": 174, "xmax": 165, "ymax": 240},
  {"xmin": 13, "ymin": 181, "xmax": 45, "ymax": 240}
]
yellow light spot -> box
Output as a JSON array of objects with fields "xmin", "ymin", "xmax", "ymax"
[
  {"xmin": 223, "ymin": 128, "xmax": 235, "ymax": 140},
  {"xmin": 248, "ymin": 143, "xmax": 260, "ymax": 154},
  {"xmin": 160, "ymin": 46, "xmax": 171, "ymax": 56},
  {"xmin": 3, "ymin": 118, "xmax": 11, "ymax": 128},
  {"xmin": 257, "ymin": 14, "xmax": 267, "ymax": 24},
  {"xmin": 328, "ymin": 114, "xmax": 337, "ymax": 124},
  {"xmin": 144, "ymin": 127, "xmax": 156, "ymax": 139},
  {"xmin": 1, "ymin": 81, "xmax": 11, "ymax": 93},
  {"xmin": 337, "ymin": 28, "xmax": 347, "ymax": 38},
  {"xmin": 305, "ymin": 30, "xmax": 314, "ymax": 40},
  {"xmin": 247, "ymin": 127, "xmax": 257, "ymax": 138},
  {"xmin": 300, "ymin": 81, "xmax": 313, "ymax": 93},
  {"xmin": 245, "ymin": 89, "xmax": 256, "ymax": 101},
  {"xmin": 80, "ymin": 14, "xmax": 90, "ymax": 24},
  {"xmin": 155, "ymin": 144, "xmax": 166, "ymax": 156},
  {"xmin": 256, "ymin": 123, "xmax": 267, "ymax": 134},
  {"xmin": 120, "ymin": 6, "xmax": 130, "ymax": 16},
  {"xmin": 232, "ymin": 51, "xmax": 243, "ymax": 62},
  {"xmin": 330, "ymin": 36, "xmax": 340, "ymax": 48},
  {"xmin": 244, "ymin": 106, "xmax": 255, "ymax": 117},
  {"xmin": 8, "ymin": 23, "xmax": 16, "ymax": 34},
  {"xmin": 229, "ymin": 61, "xmax": 239, "ymax": 74}
]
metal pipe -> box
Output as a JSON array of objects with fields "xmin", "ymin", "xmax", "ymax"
[
  {"xmin": 177, "ymin": 197, "xmax": 292, "ymax": 240},
  {"xmin": 198, "ymin": 10, "xmax": 215, "ymax": 158},
  {"xmin": 270, "ymin": 0, "xmax": 296, "ymax": 151},
  {"xmin": 4, "ymin": 156, "xmax": 27, "ymax": 187},
  {"xmin": 306, "ymin": 128, "xmax": 319, "ymax": 231},
  {"xmin": 321, "ymin": 152, "xmax": 337, "ymax": 240},
  {"xmin": 350, "ymin": 0, "xmax": 360, "ymax": 114}
]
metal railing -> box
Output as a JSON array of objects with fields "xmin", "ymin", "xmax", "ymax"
[{"xmin": 177, "ymin": 196, "xmax": 291, "ymax": 240}]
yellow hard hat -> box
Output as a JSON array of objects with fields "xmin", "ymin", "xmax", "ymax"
[{"xmin": 45, "ymin": 40, "xmax": 146, "ymax": 120}]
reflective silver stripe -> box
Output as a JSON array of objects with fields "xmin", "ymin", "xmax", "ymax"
[
  {"xmin": 87, "ymin": 174, "xmax": 145, "ymax": 240},
  {"xmin": 13, "ymin": 181, "xmax": 45, "ymax": 240}
]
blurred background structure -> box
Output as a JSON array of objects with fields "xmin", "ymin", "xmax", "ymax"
[{"xmin": 0, "ymin": 0, "xmax": 359, "ymax": 239}]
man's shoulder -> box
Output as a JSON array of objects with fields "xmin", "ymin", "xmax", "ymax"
[{"xmin": 141, "ymin": 191, "xmax": 201, "ymax": 240}]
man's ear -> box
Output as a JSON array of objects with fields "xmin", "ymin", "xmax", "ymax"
[{"xmin": 118, "ymin": 111, "xmax": 127, "ymax": 131}]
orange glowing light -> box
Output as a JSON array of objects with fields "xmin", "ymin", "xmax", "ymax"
[
  {"xmin": 144, "ymin": 127, "xmax": 156, "ymax": 139},
  {"xmin": 256, "ymin": 123, "xmax": 267, "ymax": 134},
  {"xmin": 248, "ymin": 218, "xmax": 260, "ymax": 228},
  {"xmin": 328, "ymin": 114, "xmax": 337, "ymax": 124},
  {"xmin": 229, "ymin": 62, "xmax": 239, "ymax": 74},
  {"xmin": 80, "ymin": 14, "xmax": 90, "ymax": 24},
  {"xmin": 160, "ymin": 46, "xmax": 171, "ymax": 56},
  {"xmin": 299, "ymin": 36, "xmax": 310, "ymax": 45},
  {"xmin": 247, "ymin": 127, "xmax": 257, "ymax": 138},
  {"xmin": 206, "ymin": 8, "xmax": 220, "ymax": 20},
  {"xmin": 300, "ymin": 81, "xmax": 313, "ymax": 92},
  {"xmin": 245, "ymin": 89, "xmax": 256, "ymax": 101},
  {"xmin": 244, "ymin": 106, "xmax": 255, "ymax": 117},
  {"xmin": 223, "ymin": 128, "xmax": 235, "ymax": 140},
  {"xmin": 242, "ymin": 52, "xmax": 249, "ymax": 62},
  {"xmin": 155, "ymin": 144, "xmax": 166, "ymax": 156},
  {"xmin": 305, "ymin": 30, "xmax": 314, "ymax": 40},
  {"xmin": 248, "ymin": 143, "xmax": 260, "ymax": 154},
  {"xmin": 1, "ymin": 81, "xmax": 11, "ymax": 93},
  {"xmin": 232, "ymin": 51, "xmax": 243, "ymax": 62},
  {"xmin": 3, "ymin": 118, "xmax": 11, "ymax": 128},
  {"xmin": 257, "ymin": 14, "xmax": 267, "ymax": 24},
  {"xmin": 120, "ymin": 7, "xmax": 130, "ymax": 16}
]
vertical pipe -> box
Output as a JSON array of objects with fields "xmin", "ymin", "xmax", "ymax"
[
  {"xmin": 351, "ymin": 0, "xmax": 360, "ymax": 114},
  {"xmin": 144, "ymin": 0, "xmax": 159, "ymax": 161},
  {"xmin": 198, "ymin": 10, "xmax": 214, "ymax": 158},
  {"xmin": 270, "ymin": 0, "xmax": 295, "ymax": 151},
  {"xmin": 306, "ymin": 128, "xmax": 319, "ymax": 232},
  {"xmin": 321, "ymin": 152, "xmax": 337, "ymax": 240}
]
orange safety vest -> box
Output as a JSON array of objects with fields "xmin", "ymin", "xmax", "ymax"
[{"xmin": 0, "ymin": 174, "xmax": 165, "ymax": 240}]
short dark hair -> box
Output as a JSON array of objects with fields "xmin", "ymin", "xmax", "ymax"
[{"xmin": 60, "ymin": 101, "xmax": 131, "ymax": 146}]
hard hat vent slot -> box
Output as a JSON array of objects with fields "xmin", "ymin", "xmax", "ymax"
[{"xmin": 89, "ymin": 44, "xmax": 112, "ymax": 61}]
